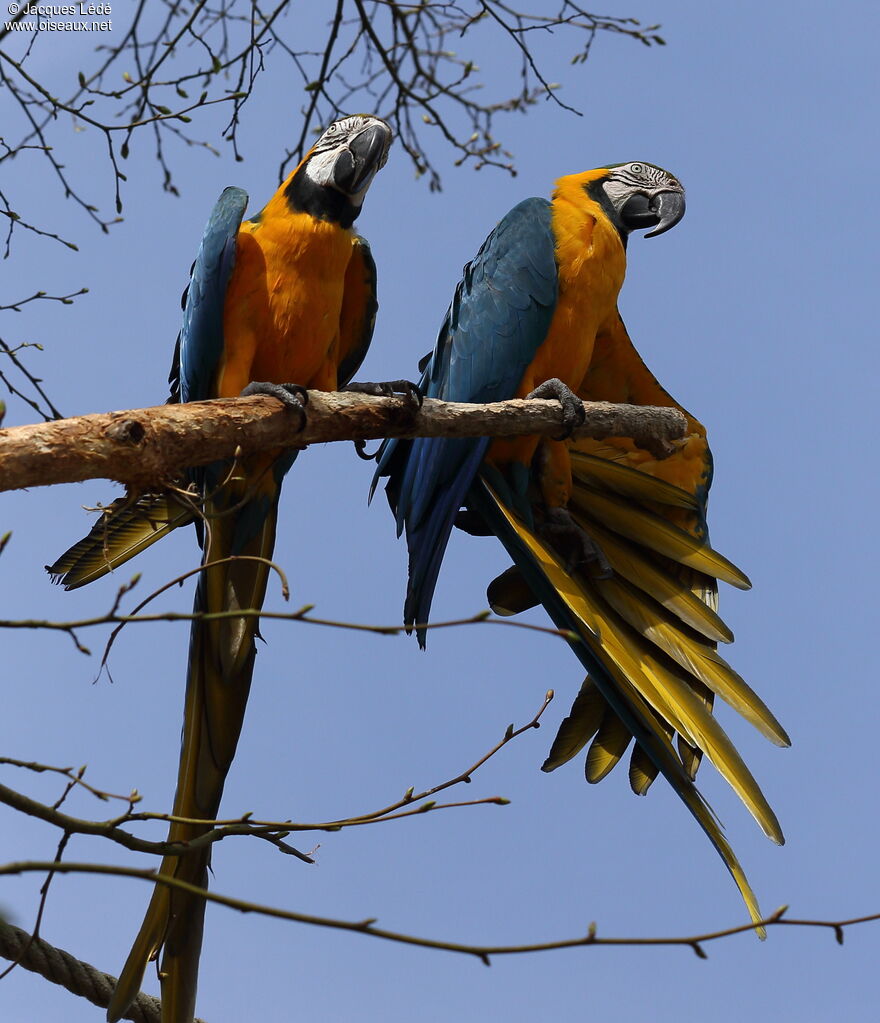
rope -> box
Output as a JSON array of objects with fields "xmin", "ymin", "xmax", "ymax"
[{"xmin": 0, "ymin": 920, "xmax": 206, "ymax": 1022}]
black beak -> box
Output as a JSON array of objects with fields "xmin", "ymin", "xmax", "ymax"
[
  {"xmin": 332, "ymin": 123, "xmax": 391, "ymax": 196},
  {"xmin": 620, "ymin": 189, "xmax": 686, "ymax": 238},
  {"xmin": 644, "ymin": 189, "xmax": 686, "ymax": 237}
]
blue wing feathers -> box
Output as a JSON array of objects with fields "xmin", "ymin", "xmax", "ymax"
[
  {"xmin": 374, "ymin": 197, "xmax": 559, "ymax": 637},
  {"xmin": 179, "ymin": 186, "xmax": 249, "ymax": 404},
  {"xmin": 175, "ymin": 187, "xmax": 250, "ymax": 515},
  {"xmin": 403, "ymin": 438, "xmax": 490, "ymax": 635}
]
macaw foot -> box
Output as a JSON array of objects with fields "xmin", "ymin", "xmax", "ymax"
[
  {"xmin": 353, "ymin": 440, "xmax": 380, "ymax": 461},
  {"xmin": 527, "ymin": 378, "xmax": 585, "ymax": 439},
  {"xmin": 241, "ymin": 381, "xmax": 309, "ymax": 432},
  {"xmin": 344, "ymin": 378, "xmax": 424, "ymax": 406},
  {"xmin": 344, "ymin": 379, "xmax": 423, "ymax": 459},
  {"xmin": 540, "ymin": 506, "xmax": 612, "ymax": 577}
]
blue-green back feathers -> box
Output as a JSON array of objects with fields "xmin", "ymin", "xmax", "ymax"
[
  {"xmin": 177, "ymin": 187, "xmax": 248, "ymax": 405},
  {"xmin": 374, "ymin": 198, "xmax": 559, "ymax": 637}
]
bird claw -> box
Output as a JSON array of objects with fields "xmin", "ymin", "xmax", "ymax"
[
  {"xmin": 344, "ymin": 378, "xmax": 424, "ymax": 407},
  {"xmin": 344, "ymin": 379, "xmax": 422, "ymax": 460},
  {"xmin": 540, "ymin": 507, "xmax": 612, "ymax": 577},
  {"xmin": 527, "ymin": 378, "xmax": 585, "ymax": 440},
  {"xmin": 241, "ymin": 381, "xmax": 308, "ymax": 431},
  {"xmin": 353, "ymin": 439, "xmax": 381, "ymax": 461}
]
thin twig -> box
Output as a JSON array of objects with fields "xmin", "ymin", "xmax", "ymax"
[
  {"xmin": 0, "ymin": 865, "xmax": 873, "ymax": 963},
  {"xmin": 0, "ymin": 1, "xmax": 665, "ymax": 249},
  {"xmin": 0, "ymin": 606, "xmax": 576, "ymax": 658},
  {"xmin": 0, "ymin": 694, "xmax": 549, "ymax": 858}
]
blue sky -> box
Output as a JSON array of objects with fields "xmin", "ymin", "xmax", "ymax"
[{"xmin": 2, "ymin": 2, "xmax": 879, "ymax": 1020}]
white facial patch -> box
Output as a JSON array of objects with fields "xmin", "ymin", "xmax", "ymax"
[
  {"xmin": 302, "ymin": 114, "xmax": 393, "ymax": 202},
  {"xmin": 303, "ymin": 149, "xmax": 343, "ymax": 190},
  {"xmin": 601, "ymin": 162, "xmax": 682, "ymax": 212}
]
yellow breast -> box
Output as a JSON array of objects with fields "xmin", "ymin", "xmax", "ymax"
[
  {"xmin": 216, "ymin": 194, "xmax": 356, "ymax": 397},
  {"xmin": 529, "ymin": 173, "xmax": 627, "ymax": 393},
  {"xmin": 489, "ymin": 173, "xmax": 627, "ymax": 480}
]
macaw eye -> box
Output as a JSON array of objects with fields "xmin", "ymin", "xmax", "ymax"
[{"xmin": 630, "ymin": 163, "xmax": 643, "ymax": 175}]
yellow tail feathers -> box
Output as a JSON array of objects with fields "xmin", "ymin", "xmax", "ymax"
[{"xmin": 47, "ymin": 492, "xmax": 194, "ymax": 590}]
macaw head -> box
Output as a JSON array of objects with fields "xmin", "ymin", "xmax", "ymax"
[
  {"xmin": 286, "ymin": 114, "xmax": 393, "ymax": 228},
  {"xmin": 595, "ymin": 162, "xmax": 685, "ymax": 238}
]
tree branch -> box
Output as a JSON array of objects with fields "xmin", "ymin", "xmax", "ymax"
[
  {"xmin": 0, "ymin": 693, "xmax": 550, "ymax": 859},
  {"xmin": 0, "ymin": 2, "xmax": 664, "ymax": 245},
  {"xmin": 0, "ymin": 391, "xmax": 686, "ymax": 493},
  {"xmin": 1, "ymin": 872, "xmax": 877, "ymax": 966}
]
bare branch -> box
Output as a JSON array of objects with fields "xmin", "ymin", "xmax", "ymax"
[
  {"xmin": 0, "ymin": 605, "xmax": 573, "ymax": 663},
  {"xmin": 0, "ymin": 390, "xmax": 687, "ymax": 493},
  {"xmin": 0, "ymin": 694, "xmax": 550, "ymax": 861},
  {"xmin": 0, "ymin": 1, "xmax": 664, "ymax": 247},
  {"xmin": 0, "ymin": 757, "xmax": 138, "ymax": 803},
  {"xmin": 0, "ymin": 900, "xmax": 877, "ymax": 1021},
  {"xmin": 1, "ymin": 872, "xmax": 877, "ymax": 967}
]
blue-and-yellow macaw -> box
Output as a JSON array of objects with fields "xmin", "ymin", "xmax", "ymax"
[
  {"xmin": 48, "ymin": 114, "xmax": 395, "ymax": 1023},
  {"xmin": 374, "ymin": 162, "xmax": 789, "ymax": 930}
]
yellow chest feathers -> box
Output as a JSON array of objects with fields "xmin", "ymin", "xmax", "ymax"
[
  {"xmin": 524, "ymin": 179, "xmax": 626, "ymax": 392},
  {"xmin": 238, "ymin": 213, "xmax": 355, "ymax": 334},
  {"xmin": 220, "ymin": 211, "xmax": 357, "ymax": 391}
]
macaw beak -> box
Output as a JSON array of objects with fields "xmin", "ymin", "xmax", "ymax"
[
  {"xmin": 644, "ymin": 189, "xmax": 686, "ymax": 237},
  {"xmin": 332, "ymin": 122, "xmax": 392, "ymax": 196},
  {"xmin": 620, "ymin": 189, "xmax": 686, "ymax": 238}
]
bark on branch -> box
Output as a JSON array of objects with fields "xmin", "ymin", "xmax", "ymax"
[{"xmin": 0, "ymin": 392, "xmax": 687, "ymax": 493}]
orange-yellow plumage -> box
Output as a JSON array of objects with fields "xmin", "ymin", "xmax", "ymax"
[
  {"xmin": 218, "ymin": 203, "xmax": 362, "ymax": 397},
  {"xmin": 488, "ymin": 170, "xmax": 629, "ymax": 507}
]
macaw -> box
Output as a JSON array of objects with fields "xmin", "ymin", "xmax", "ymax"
[
  {"xmin": 373, "ymin": 162, "xmax": 789, "ymax": 931},
  {"xmin": 47, "ymin": 114, "xmax": 396, "ymax": 1023}
]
